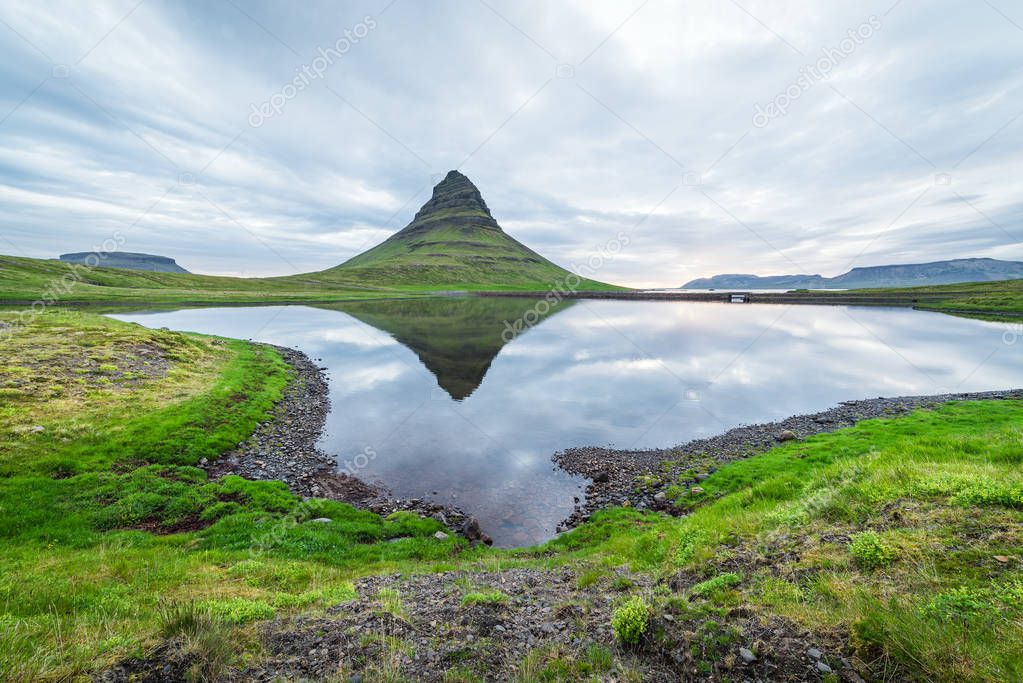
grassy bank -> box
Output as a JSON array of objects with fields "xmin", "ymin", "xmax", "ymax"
[
  {"xmin": 545, "ymin": 399, "xmax": 1023, "ymax": 681},
  {"xmin": 2, "ymin": 309, "xmax": 1021, "ymax": 681},
  {"xmin": 0, "ymin": 310, "xmax": 465, "ymax": 680}
]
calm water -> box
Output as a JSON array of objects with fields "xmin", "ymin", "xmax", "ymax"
[{"xmin": 110, "ymin": 299, "xmax": 1022, "ymax": 546}]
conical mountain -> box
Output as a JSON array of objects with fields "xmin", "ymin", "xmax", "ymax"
[{"xmin": 313, "ymin": 171, "xmax": 617, "ymax": 290}]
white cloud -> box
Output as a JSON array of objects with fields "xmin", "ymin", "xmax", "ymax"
[{"xmin": 0, "ymin": 0, "xmax": 1020, "ymax": 285}]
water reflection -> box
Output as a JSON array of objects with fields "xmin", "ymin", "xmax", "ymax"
[{"xmin": 110, "ymin": 299, "xmax": 1022, "ymax": 546}]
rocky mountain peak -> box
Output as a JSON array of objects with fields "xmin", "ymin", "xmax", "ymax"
[{"xmin": 409, "ymin": 170, "xmax": 498, "ymax": 228}]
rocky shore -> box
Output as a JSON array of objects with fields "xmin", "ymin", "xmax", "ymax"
[
  {"xmin": 205, "ymin": 345, "xmax": 484, "ymax": 542},
  {"xmin": 556, "ymin": 389, "xmax": 1023, "ymax": 529}
]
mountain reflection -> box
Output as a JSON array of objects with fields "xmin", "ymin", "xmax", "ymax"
[{"xmin": 317, "ymin": 297, "xmax": 574, "ymax": 400}]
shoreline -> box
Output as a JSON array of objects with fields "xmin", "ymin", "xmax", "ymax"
[
  {"xmin": 217, "ymin": 342, "xmax": 1022, "ymax": 546},
  {"xmin": 555, "ymin": 388, "xmax": 1023, "ymax": 529},
  {"xmin": 204, "ymin": 345, "xmax": 486, "ymax": 542}
]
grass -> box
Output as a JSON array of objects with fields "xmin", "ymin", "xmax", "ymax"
[
  {"xmin": 538, "ymin": 398, "xmax": 1023, "ymax": 682},
  {"xmin": 0, "ymin": 243, "xmax": 621, "ymax": 306},
  {"xmin": 813, "ymin": 278, "xmax": 1023, "ymax": 317},
  {"xmin": 0, "ymin": 309, "xmax": 467, "ymax": 680},
  {"xmin": 3, "ymin": 307, "xmax": 1023, "ymax": 681}
]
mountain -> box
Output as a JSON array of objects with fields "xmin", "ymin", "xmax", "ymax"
[
  {"xmin": 59, "ymin": 252, "xmax": 189, "ymax": 274},
  {"xmin": 305, "ymin": 170, "xmax": 617, "ymax": 291},
  {"xmin": 683, "ymin": 258, "xmax": 1023, "ymax": 290},
  {"xmin": 322, "ymin": 296, "xmax": 572, "ymax": 400}
]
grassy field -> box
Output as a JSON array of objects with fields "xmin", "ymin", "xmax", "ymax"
[
  {"xmin": 2, "ymin": 309, "xmax": 1022, "ymax": 681},
  {"xmin": 0, "ymin": 250, "xmax": 621, "ymax": 307},
  {"xmin": 784, "ymin": 279, "xmax": 1023, "ymax": 317}
]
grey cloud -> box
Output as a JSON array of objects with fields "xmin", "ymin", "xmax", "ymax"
[{"xmin": 0, "ymin": 0, "xmax": 1020, "ymax": 284}]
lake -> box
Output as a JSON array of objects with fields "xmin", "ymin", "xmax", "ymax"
[{"xmin": 110, "ymin": 298, "xmax": 1022, "ymax": 546}]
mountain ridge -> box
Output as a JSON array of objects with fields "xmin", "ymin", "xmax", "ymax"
[
  {"xmin": 683, "ymin": 258, "xmax": 1023, "ymax": 290},
  {"xmin": 59, "ymin": 251, "xmax": 189, "ymax": 274}
]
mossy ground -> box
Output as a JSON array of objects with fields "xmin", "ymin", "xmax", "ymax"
[{"xmin": 1, "ymin": 309, "xmax": 1021, "ymax": 681}]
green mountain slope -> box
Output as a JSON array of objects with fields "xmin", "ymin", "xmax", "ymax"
[{"xmin": 301, "ymin": 170, "xmax": 617, "ymax": 291}]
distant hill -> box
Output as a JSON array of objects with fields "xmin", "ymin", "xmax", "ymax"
[
  {"xmin": 683, "ymin": 258, "xmax": 1023, "ymax": 290},
  {"xmin": 300, "ymin": 170, "xmax": 617, "ymax": 291},
  {"xmin": 59, "ymin": 252, "xmax": 189, "ymax": 274}
]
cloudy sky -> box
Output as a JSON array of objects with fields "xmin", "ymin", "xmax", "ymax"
[{"xmin": 0, "ymin": 0, "xmax": 1021, "ymax": 286}]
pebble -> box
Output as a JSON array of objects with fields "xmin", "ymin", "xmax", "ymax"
[
  {"xmin": 309, "ymin": 518, "xmax": 332, "ymax": 524},
  {"xmin": 739, "ymin": 647, "xmax": 757, "ymax": 663},
  {"xmin": 433, "ymin": 531, "xmax": 449, "ymax": 540},
  {"xmin": 808, "ymin": 647, "xmax": 822, "ymax": 659},
  {"xmin": 816, "ymin": 661, "xmax": 833, "ymax": 674}
]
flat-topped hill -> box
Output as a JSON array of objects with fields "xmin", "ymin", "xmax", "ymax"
[{"xmin": 59, "ymin": 252, "xmax": 189, "ymax": 274}]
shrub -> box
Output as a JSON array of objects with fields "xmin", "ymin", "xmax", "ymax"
[
  {"xmin": 849, "ymin": 532, "xmax": 897, "ymax": 570},
  {"xmin": 611, "ymin": 596, "xmax": 650, "ymax": 646}
]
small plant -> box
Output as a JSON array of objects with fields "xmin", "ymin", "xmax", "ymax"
[
  {"xmin": 611, "ymin": 576, "xmax": 635, "ymax": 591},
  {"xmin": 583, "ymin": 643, "xmax": 614, "ymax": 672},
  {"xmin": 196, "ymin": 597, "xmax": 274, "ymax": 624},
  {"xmin": 611, "ymin": 596, "xmax": 650, "ymax": 646},
  {"xmin": 849, "ymin": 531, "xmax": 897, "ymax": 569},
  {"xmin": 576, "ymin": 568, "xmax": 606, "ymax": 589},
  {"xmin": 689, "ymin": 572, "xmax": 741, "ymax": 598},
  {"xmin": 460, "ymin": 590, "xmax": 509, "ymax": 607},
  {"xmin": 922, "ymin": 587, "xmax": 997, "ymax": 622},
  {"xmin": 158, "ymin": 602, "xmax": 236, "ymax": 682},
  {"xmin": 377, "ymin": 587, "xmax": 407, "ymax": 619}
]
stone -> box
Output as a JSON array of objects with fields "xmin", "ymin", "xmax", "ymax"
[
  {"xmin": 739, "ymin": 647, "xmax": 757, "ymax": 663},
  {"xmin": 30, "ymin": 425, "xmax": 45, "ymax": 433},
  {"xmin": 593, "ymin": 471, "xmax": 610, "ymax": 483},
  {"xmin": 691, "ymin": 486, "xmax": 704, "ymax": 494},
  {"xmin": 777, "ymin": 430, "xmax": 797, "ymax": 442},
  {"xmin": 461, "ymin": 517, "xmax": 493, "ymax": 546},
  {"xmin": 816, "ymin": 661, "xmax": 833, "ymax": 674},
  {"xmin": 994, "ymin": 555, "xmax": 1010, "ymax": 563},
  {"xmin": 653, "ymin": 492, "xmax": 667, "ymax": 503},
  {"xmin": 309, "ymin": 518, "xmax": 332, "ymax": 524},
  {"xmin": 695, "ymin": 473, "xmax": 709, "ymax": 481},
  {"xmin": 433, "ymin": 531, "xmax": 449, "ymax": 541},
  {"xmin": 808, "ymin": 647, "xmax": 822, "ymax": 659}
]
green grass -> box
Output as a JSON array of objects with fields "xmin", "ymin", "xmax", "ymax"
[
  {"xmin": 0, "ymin": 310, "xmax": 466, "ymax": 680},
  {"xmin": 539, "ymin": 398, "xmax": 1023, "ymax": 682},
  {"xmin": 816, "ymin": 278, "xmax": 1023, "ymax": 317},
  {"xmin": 0, "ymin": 242, "xmax": 621, "ymax": 306},
  {"xmin": 3, "ymin": 307, "xmax": 1023, "ymax": 681}
]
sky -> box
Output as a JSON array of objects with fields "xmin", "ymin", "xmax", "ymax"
[{"xmin": 0, "ymin": 0, "xmax": 1021, "ymax": 287}]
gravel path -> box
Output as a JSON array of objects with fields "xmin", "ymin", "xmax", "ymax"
[
  {"xmin": 102, "ymin": 567, "xmax": 854, "ymax": 683},
  {"xmin": 556, "ymin": 389, "xmax": 1023, "ymax": 528}
]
